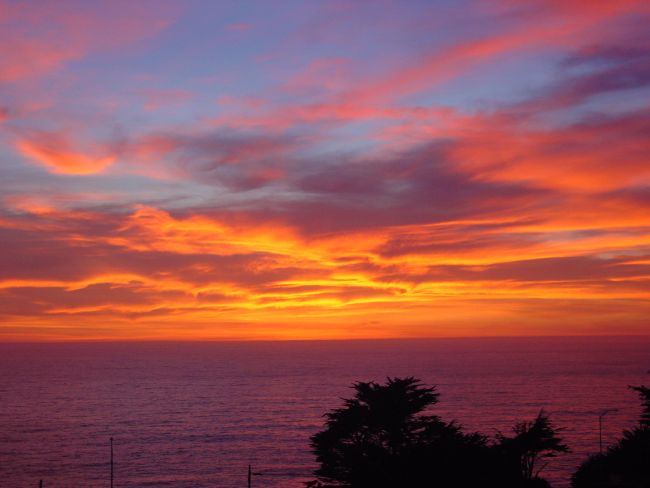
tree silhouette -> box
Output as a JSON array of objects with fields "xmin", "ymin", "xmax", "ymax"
[
  {"xmin": 308, "ymin": 377, "xmax": 567, "ymax": 488},
  {"xmin": 308, "ymin": 377, "xmax": 492, "ymax": 487},
  {"xmin": 497, "ymin": 410, "xmax": 569, "ymax": 484},
  {"xmin": 309, "ymin": 377, "xmax": 435, "ymax": 487},
  {"xmin": 629, "ymin": 385, "xmax": 650, "ymax": 428},
  {"xmin": 572, "ymin": 385, "xmax": 650, "ymax": 488}
]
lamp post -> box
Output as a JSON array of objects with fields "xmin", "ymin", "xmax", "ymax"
[
  {"xmin": 110, "ymin": 437, "xmax": 114, "ymax": 488},
  {"xmin": 598, "ymin": 409, "xmax": 618, "ymax": 455},
  {"xmin": 247, "ymin": 465, "xmax": 263, "ymax": 487}
]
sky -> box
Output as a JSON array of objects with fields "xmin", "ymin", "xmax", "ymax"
[{"xmin": 1, "ymin": 0, "xmax": 650, "ymax": 341}]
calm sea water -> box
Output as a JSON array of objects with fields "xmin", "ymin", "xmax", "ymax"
[{"xmin": 1, "ymin": 337, "xmax": 649, "ymax": 488}]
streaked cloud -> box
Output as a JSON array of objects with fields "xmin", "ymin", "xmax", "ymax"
[
  {"xmin": 17, "ymin": 132, "xmax": 116, "ymax": 175},
  {"xmin": 1, "ymin": 0, "xmax": 649, "ymax": 340}
]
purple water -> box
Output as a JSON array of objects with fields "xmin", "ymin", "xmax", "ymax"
[{"xmin": 1, "ymin": 337, "xmax": 649, "ymax": 487}]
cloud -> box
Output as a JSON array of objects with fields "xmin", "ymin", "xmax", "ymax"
[
  {"xmin": 17, "ymin": 132, "xmax": 116, "ymax": 175},
  {"xmin": 0, "ymin": 0, "xmax": 175, "ymax": 83},
  {"xmin": 125, "ymin": 130, "xmax": 298, "ymax": 189},
  {"xmin": 2, "ymin": 0, "xmax": 650, "ymax": 339},
  {"xmin": 440, "ymin": 107, "xmax": 650, "ymax": 192}
]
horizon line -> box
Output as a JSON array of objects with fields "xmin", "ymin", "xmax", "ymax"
[{"xmin": 3, "ymin": 333, "xmax": 650, "ymax": 345}]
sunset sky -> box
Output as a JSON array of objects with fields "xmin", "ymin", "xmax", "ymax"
[{"xmin": 1, "ymin": 0, "xmax": 650, "ymax": 340}]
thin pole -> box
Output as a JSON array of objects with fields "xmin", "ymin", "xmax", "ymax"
[
  {"xmin": 248, "ymin": 464, "xmax": 252, "ymax": 488},
  {"xmin": 598, "ymin": 409, "xmax": 618, "ymax": 455},
  {"xmin": 599, "ymin": 414, "xmax": 603, "ymax": 455},
  {"xmin": 39, "ymin": 481, "xmax": 43, "ymax": 488},
  {"xmin": 110, "ymin": 437, "xmax": 114, "ymax": 488}
]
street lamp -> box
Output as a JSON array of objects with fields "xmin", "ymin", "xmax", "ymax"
[
  {"xmin": 598, "ymin": 409, "xmax": 619, "ymax": 455},
  {"xmin": 247, "ymin": 465, "xmax": 264, "ymax": 488}
]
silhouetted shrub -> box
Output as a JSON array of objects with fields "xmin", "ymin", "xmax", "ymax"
[
  {"xmin": 497, "ymin": 410, "xmax": 569, "ymax": 485},
  {"xmin": 308, "ymin": 377, "xmax": 567, "ymax": 488},
  {"xmin": 571, "ymin": 385, "xmax": 650, "ymax": 488}
]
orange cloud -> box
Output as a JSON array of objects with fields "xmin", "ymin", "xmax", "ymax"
[
  {"xmin": 111, "ymin": 206, "xmax": 303, "ymax": 256},
  {"xmin": 2, "ymin": 0, "xmax": 650, "ymax": 341},
  {"xmin": 17, "ymin": 133, "xmax": 116, "ymax": 175},
  {"xmin": 446, "ymin": 109, "xmax": 650, "ymax": 192},
  {"xmin": 2, "ymin": 199, "xmax": 649, "ymax": 342}
]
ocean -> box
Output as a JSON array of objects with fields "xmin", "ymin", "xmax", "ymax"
[{"xmin": 1, "ymin": 337, "xmax": 649, "ymax": 487}]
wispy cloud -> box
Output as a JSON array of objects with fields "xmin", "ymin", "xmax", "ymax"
[{"xmin": 1, "ymin": 0, "xmax": 649, "ymax": 340}]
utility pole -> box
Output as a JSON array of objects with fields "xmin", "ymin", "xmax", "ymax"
[
  {"xmin": 598, "ymin": 409, "xmax": 618, "ymax": 455},
  {"xmin": 247, "ymin": 464, "xmax": 252, "ymax": 488},
  {"xmin": 110, "ymin": 437, "xmax": 114, "ymax": 488}
]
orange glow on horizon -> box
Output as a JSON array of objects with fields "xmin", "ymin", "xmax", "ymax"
[{"xmin": 2, "ymin": 204, "xmax": 650, "ymax": 341}]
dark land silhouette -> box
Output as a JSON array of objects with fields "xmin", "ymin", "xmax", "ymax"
[
  {"xmin": 571, "ymin": 386, "xmax": 650, "ymax": 488},
  {"xmin": 308, "ymin": 377, "xmax": 650, "ymax": 488}
]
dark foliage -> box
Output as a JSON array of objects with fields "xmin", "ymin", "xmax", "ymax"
[
  {"xmin": 629, "ymin": 385, "xmax": 650, "ymax": 428},
  {"xmin": 308, "ymin": 377, "xmax": 567, "ymax": 488},
  {"xmin": 572, "ymin": 385, "xmax": 650, "ymax": 488},
  {"xmin": 571, "ymin": 428, "xmax": 650, "ymax": 488},
  {"xmin": 497, "ymin": 410, "xmax": 570, "ymax": 482}
]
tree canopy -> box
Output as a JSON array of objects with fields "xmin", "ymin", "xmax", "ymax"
[
  {"xmin": 629, "ymin": 385, "xmax": 650, "ymax": 428},
  {"xmin": 309, "ymin": 377, "xmax": 567, "ymax": 488},
  {"xmin": 497, "ymin": 410, "xmax": 569, "ymax": 483}
]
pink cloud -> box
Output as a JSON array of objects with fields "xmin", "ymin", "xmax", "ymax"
[{"xmin": 0, "ymin": 0, "xmax": 175, "ymax": 83}]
